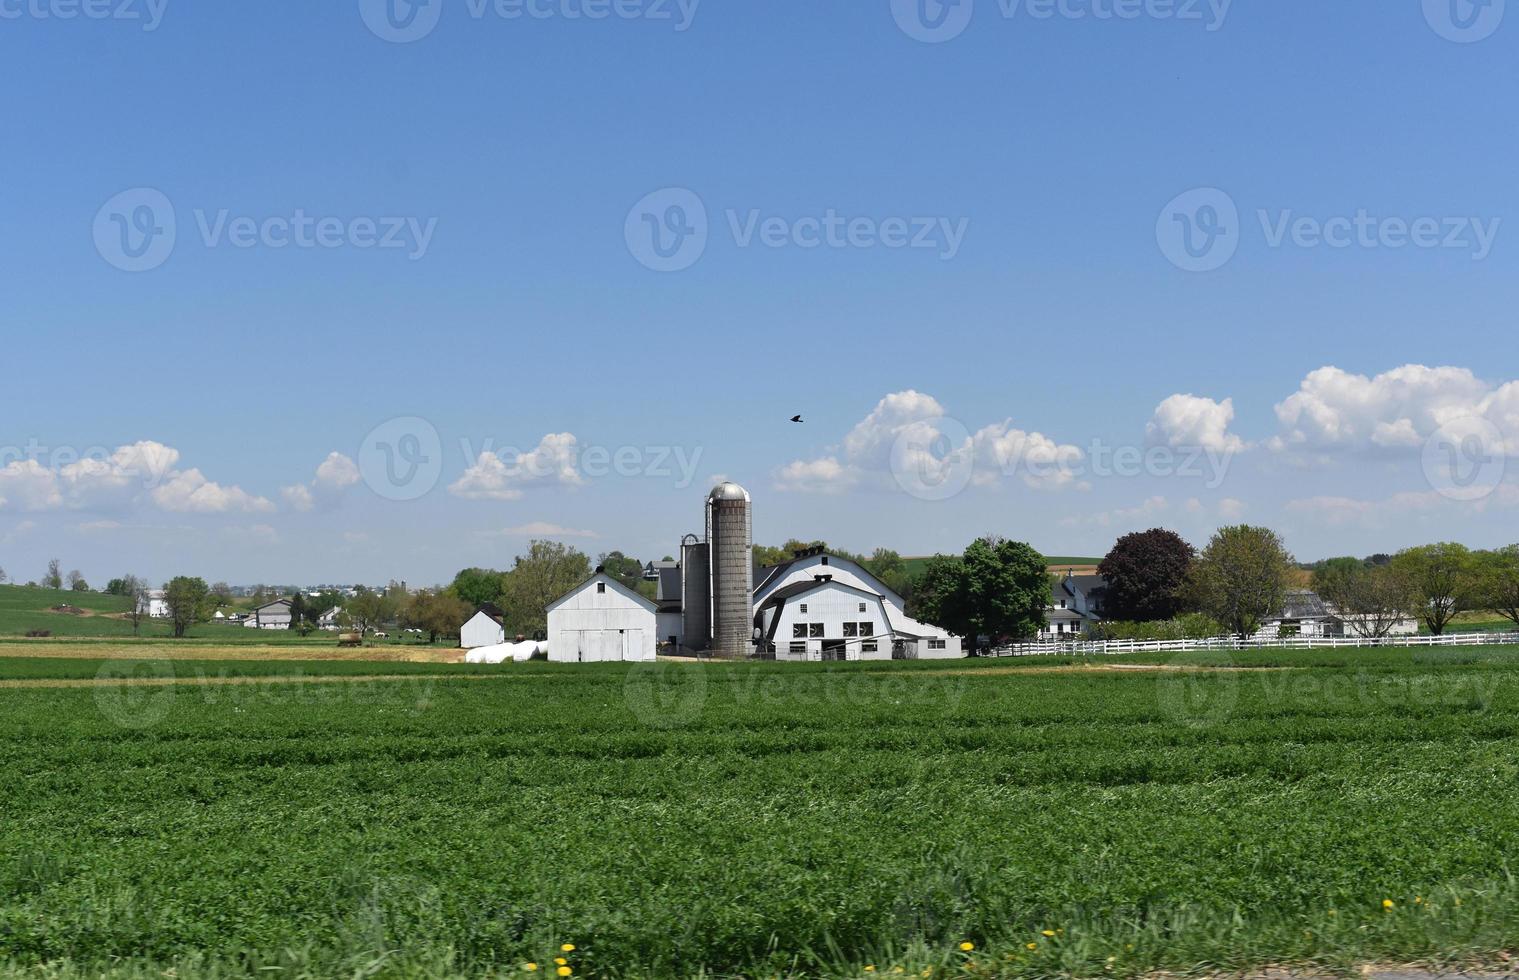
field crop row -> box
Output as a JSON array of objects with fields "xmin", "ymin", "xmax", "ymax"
[{"xmin": 2, "ymin": 654, "xmax": 1518, "ymax": 977}]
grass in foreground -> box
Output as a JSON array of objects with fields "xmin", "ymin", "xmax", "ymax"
[{"xmin": 2, "ymin": 651, "xmax": 1518, "ymax": 977}]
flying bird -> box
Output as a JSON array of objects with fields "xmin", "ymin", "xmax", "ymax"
[{"xmin": 790, "ymin": 415, "xmax": 804, "ymax": 423}]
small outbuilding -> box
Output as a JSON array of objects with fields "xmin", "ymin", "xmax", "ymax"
[
  {"xmin": 460, "ymin": 603, "xmax": 508, "ymax": 650},
  {"xmin": 546, "ymin": 571, "xmax": 658, "ymax": 663}
]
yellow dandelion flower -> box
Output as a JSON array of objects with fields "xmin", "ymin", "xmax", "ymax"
[
  {"xmin": 561, "ymin": 944, "xmax": 576, "ymax": 953},
  {"xmin": 1414, "ymin": 896, "xmax": 1424, "ymax": 905},
  {"xmin": 524, "ymin": 966, "xmax": 539, "ymax": 974},
  {"xmin": 1382, "ymin": 899, "xmax": 1396, "ymax": 910},
  {"xmin": 1026, "ymin": 943, "xmax": 1038, "ymax": 951},
  {"xmin": 865, "ymin": 968, "xmax": 875, "ymax": 974},
  {"xmin": 557, "ymin": 969, "xmax": 572, "ymax": 978},
  {"xmin": 554, "ymin": 958, "xmax": 567, "ymax": 966},
  {"xmin": 1041, "ymin": 930, "xmax": 1056, "ymax": 938},
  {"xmin": 1327, "ymin": 910, "xmax": 1337, "ymax": 917},
  {"xmin": 959, "ymin": 942, "xmax": 975, "ymax": 952}
]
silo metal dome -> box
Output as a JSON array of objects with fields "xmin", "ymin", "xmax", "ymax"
[{"xmin": 709, "ymin": 482, "xmax": 751, "ymax": 502}]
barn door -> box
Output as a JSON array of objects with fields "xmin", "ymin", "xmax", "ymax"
[{"xmin": 623, "ymin": 629, "xmax": 644, "ymax": 662}]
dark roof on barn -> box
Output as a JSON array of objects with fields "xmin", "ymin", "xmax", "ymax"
[
  {"xmin": 1280, "ymin": 590, "xmax": 1331, "ymax": 620},
  {"xmin": 474, "ymin": 602, "xmax": 506, "ymax": 625}
]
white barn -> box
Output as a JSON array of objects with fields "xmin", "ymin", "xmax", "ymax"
[
  {"xmin": 547, "ymin": 572, "xmax": 658, "ymax": 663},
  {"xmin": 244, "ymin": 598, "xmax": 293, "ymax": 630},
  {"xmin": 460, "ymin": 603, "xmax": 508, "ymax": 649},
  {"xmin": 753, "ymin": 552, "xmax": 963, "ymax": 660},
  {"xmin": 138, "ymin": 590, "xmax": 170, "ymax": 619}
]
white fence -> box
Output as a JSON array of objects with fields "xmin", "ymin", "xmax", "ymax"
[{"xmin": 986, "ymin": 630, "xmax": 1519, "ymax": 658}]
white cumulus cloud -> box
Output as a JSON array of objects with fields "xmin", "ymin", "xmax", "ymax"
[
  {"xmin": 1271, "ymin": 365, "xmax": 1519, "ymax": 455},
  {"xmin": 775, "ymin": 391, "xmax": 1084, "ymax": 494},
  {"xmin": 1147, "ymin": 394, "xmax": 1247, "ymax": 453},
  {"xmin": 494, "ymin": 521, "xmax": 599, "ymax": 539},
  {"xmin": 0, "ymin": 441, "xmax": 270, "ymax": 515},
  {"xmin": 282, "ymin": 452, "xmax": 361, "ymax": 512},
  {"xmin": 450, "ymin": 433, "xmax": 585, "ymax": 501}
]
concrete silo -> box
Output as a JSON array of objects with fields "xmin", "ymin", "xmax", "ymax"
[
  {"xmin": 705, "ymin": 482, "xmax": 753, "ymax": 659},
  {"xmin": 680, "ymin": 532, "xmax": 709, "ymax": 655}
]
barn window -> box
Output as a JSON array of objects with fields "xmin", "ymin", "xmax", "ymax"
[
  {"xmin": 859, "ymin": 623, "xmax": 874, "ymax": 637},
  {"xmin": 597, "ymin": 582, "xmax": 606, "ymax": 594},
  {"xmin": 790, "ymin": 642, "xmax": 807, "ymax": 654},
  {"xmin": 862, "ymin": 640, "xmax": 878, "ymax": 653},
  {"xmin": 842, "ymin": 623, "xmax": 858, "ymax": 637},
  {"xmin": 799, "ymin": 604, "xmax": 808, "ymax": 614},
  {"xmin": 809, "ymin": 623, "xmax": 825, "ymax": 638},
  {"xmin": 793, "ymin": 623, "xmax": 807, "ymax": 638},
  {"xmin": 859, "ymin": 603, "xmax": 867, "ymax": 613}
]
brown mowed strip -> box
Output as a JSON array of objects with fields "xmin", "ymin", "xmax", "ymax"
[
  {"xmin": 0, "ymin": 641, "xmax": 467, "ymax": 664},
  {"xmin": 0, "ymin": 673, "xmax": 517, "ymax": 690}
]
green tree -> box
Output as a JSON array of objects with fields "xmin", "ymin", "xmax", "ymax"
[
  {"xmin": 1189, "ymin": 525, "xmax": 1295, "ymax": 638},
  {"xmin": 1313, "ymin": 559, "xmax": 1414, "ymax": 638},
  {"xmin": 599, "ymin": 551, "xmax": 646, "ymax": 591},
  {"xmin": 449, "ymin": 567, "xmax": 507, "ymax": 608},
  {"xmin": 1098, "ymin": 529, "xmax": 1195, "ymax": 622},
  {"xmin": 911, "ymin": 538, "xmax": 1047, "ymax": 651},
  {"xmin": 345, "ymin": 588, "xmax": 398, "ymax": 635},
  {"xmin": 404, "ymin": 590, "xmax": 474, "ymax": 644},
  {"xmin": 1479, "ymin": 546, "xmax": 1519, "ymax": 629},
  {"xmin": 42, "ymin": 559, "xmax": 62, "ymax": 591},
  {"xmin": 1393, "ymin": 543, "xmax": 1479, "ymax": 635},
  {"xmin": 862, "ymin": 548, "xmax": 911, "ymax": 599},
  {"xmin": 500, "ymin": 540, "xmax": 592, "ymax": 639},
  {"xmin": 164, "ymin": 576, "xmax": 211, "ymax": 639}
]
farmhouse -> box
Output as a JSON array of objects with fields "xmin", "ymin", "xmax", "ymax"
[
  {"xmin": 244, "ymin": 598, "xmax": 293, "ymax": 630},
  {"xmin": 137, "ymin": 589, "xmax": 170, "ymax": 619},
  {"xmin": 547, "ymin": 571, "xmax": 658, "ymax": 663},
  {"xmin": 460, "ymin": 603, "xmax": 508, "ymax": 649},
  {"xmin": 1040, "ymin": 572, "xmax": 1109, "ymax": 639},
  {"xmin": 317, "ymin": 606, "xmax": 344, "ymax": 631}
]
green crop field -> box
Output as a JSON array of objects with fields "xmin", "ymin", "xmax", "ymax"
[{"xmin": 3, "ymin": 650, "xmax": 1519, "ymax": 979}]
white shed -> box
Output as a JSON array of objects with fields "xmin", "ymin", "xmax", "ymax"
[
  {"xmin": 460, "ymin": 603, "xmax": 508, "ymax": 649},
  {"xmin": 546, "ymin": 572, "xmax": 658, "ymax": 663}
]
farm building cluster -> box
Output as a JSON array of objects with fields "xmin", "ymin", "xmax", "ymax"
[{"xmin": 471, "ymin": 483, "xmax": 965, "ymax": 664}]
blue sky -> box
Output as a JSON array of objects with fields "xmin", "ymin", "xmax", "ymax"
[{"xmin": 1, "ymin": 0, "xmax": 1516, "ymax": 586}]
